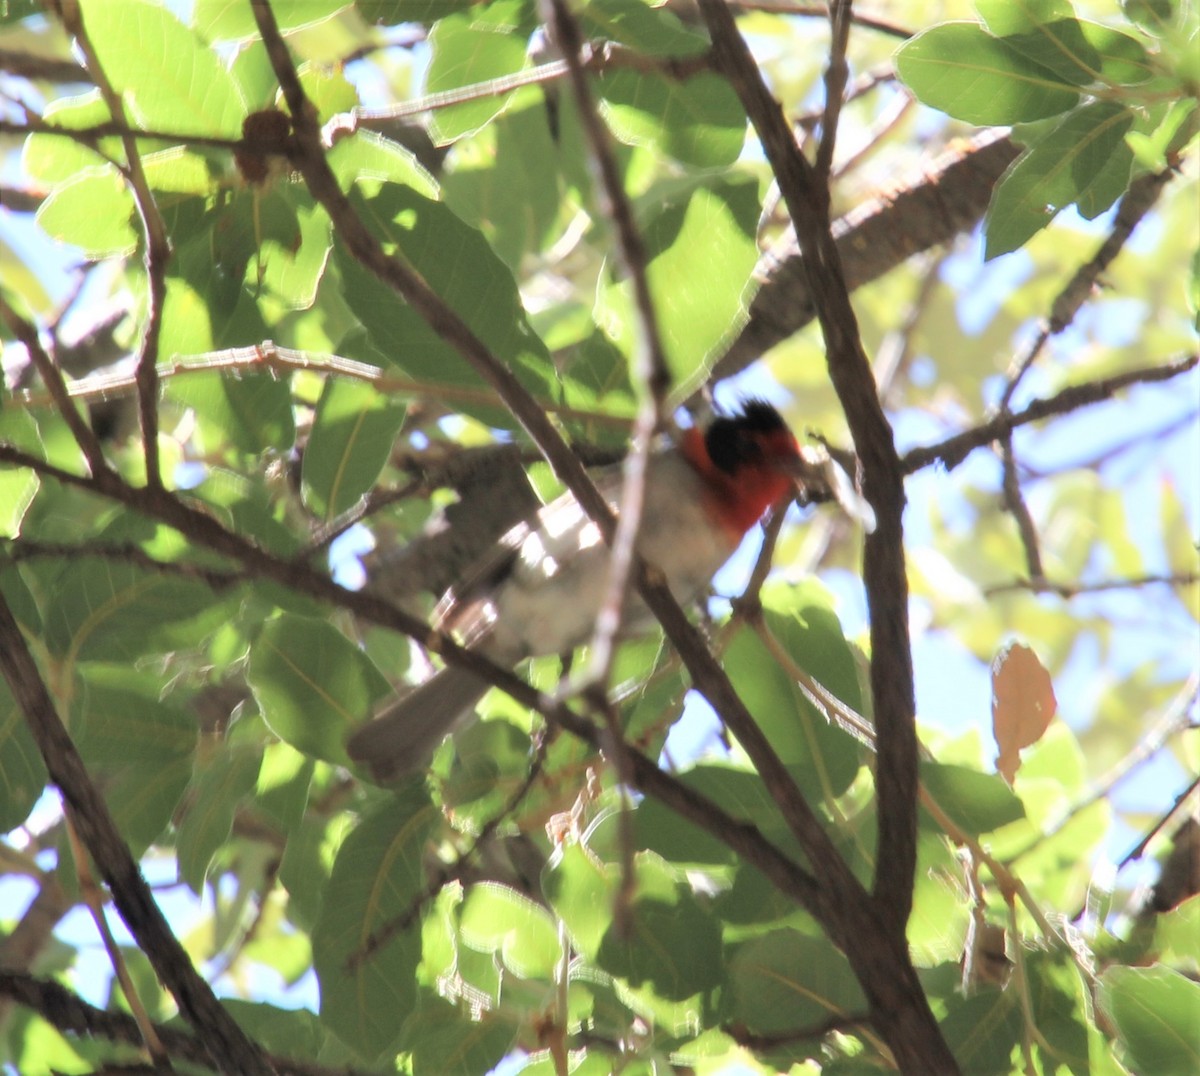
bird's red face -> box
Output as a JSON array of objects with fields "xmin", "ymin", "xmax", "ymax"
[{"xmin": 681, "ymin": 400, "xmax": 801, "ymax": 542}]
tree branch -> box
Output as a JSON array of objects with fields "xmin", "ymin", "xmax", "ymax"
[
  {"xmin": 0, "ymin": 971, "xmax": 367, "ymax": 1076},
  {"xmin": 901, "ymin": 354, "xmax": 1199, "ymax": 473},
  {"xmin": 0, "ymin": 595, "xmax": 275, "ymax": 1076},
  {"xmin": 696, "ymin": 0, "xmax": 920, "ymax": 941}
]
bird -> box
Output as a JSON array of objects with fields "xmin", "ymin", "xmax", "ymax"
[{"xmin": 347, "ymin": 399, "xmax": 806, "ymax": 783}]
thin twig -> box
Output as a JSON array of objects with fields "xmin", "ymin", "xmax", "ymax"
[
  {"xmin": 901, "ymin": 354, "xmax": 1200, "ymax": 473},
  {"xmin": 814, "ymin": 0, "xmax": 852, "ymax": 185},
  {"xmin": 347, "ymin": 44, "xmax": 710, "ymax": 126},
  {"xmin": 0, "ymin": 294, "xmax": 109, "ymax": 476},
  {"xmin": 999, "ymin": 435, "xmax": 1045, "ymax": 581},
  {"xmin": 985, "ymin": 572, "xmax": 1200, "ymax": 598},
  {"xmin": 727, "ymin": 1, "xmax": 912, "ymax": 38},
  {"xmin": 64, "ymin": 818, "xmax": 169, "ymax": 1066},
  {"xmin": 1114, "ymin": 772, "xmax": 1200, "ymax": 870},
  {"xmin": 56, "ymin": 2, "xmax": 170, "ymax": 488},
  {"xmin": 13, "ymin": 340, "xmax": 628, "ymax": 429}
]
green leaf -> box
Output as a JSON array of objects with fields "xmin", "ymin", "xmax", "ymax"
[
  {"xmin": 543, "ymin": 841, "xmax": 616, "ymax": 959},
  {"xmin": 597, "ymin": 69, "xmax": 745, "ymax": 168},
  {"xmin": 43, "ymin": 559, "xmax": 226, "ymax": 663},
  {"xmin": 175, "ymin": 741, "xmax": 263, "ymax": 892},
  {"xmin": 727, "ymin": 929, "xmax": 866, "ymax": 1036},
  {"xmin": 219, "ymin": 1001, "xmax": 326, "ymax": 1060},
  {"xmin": 426, "ymin": 13, "xmax": 530, "ymax": 143},
  {"xmin": 939, "ymin": 986, "xmax": 1022, "ymax": 1074},
  {"xmin": 1154, "ymin": 895, "xmax": 1200, "ymax": 966},
  {"xmin": 0, "ymin": 408, "xmax": 41, "ymax": 538},
  {"xmin": 895, "ymin": 22, "xmax": 1082, "ymax": 124},
  {"xmin": 248, "ymin": 613, "xmax": 392, "ymax": 765},
  {"xmin": 920, "ymin": 761, "xmax": 1026, "ymax": 836},
  {"xmin": 1099, "ymin": 965, "xmax": 1200, "ymax": 1076},
  {"xmin": 302, "ymin": 378, "xmax": 407, "ymax": 520},
  {"xmin": 1121, "ymin": 0, "xmax": 1180, "ymax": 38},
  {"xmin": 80, "ymin": 0, "xmax": 245, "ymax": 136},
  {"xmin": 633, "ymin": 765, "xmax": 766, "ymax": 866},
  {"xmin": 328, "ymin": 129, "xmax": 439, "ymax": 199},
  {"xmin": 73, "ymin": 672, "xmax": 196, "ymax": 856},
  {"xmin": 977, "ymin": 3, "xmax": 1104, "ymax": 87},
  {"xmin": 985, "ymin": 102, "xmax": 1134, "ymax": 258},
  {"xmin": 458, "ymin": 882, "xmax": 562, "ymax": 980},
  {"xmin": 165, "ymin": 372, "xmax": 295, "ymax": 457},
  {"xmin": 582, "ymin": 0, "xmax": 709, "ymax": 57},
  {"xmin": 1080, "ymin": 20, "xmax": 1155, "ymax": 84},
  {"xmin": 314, "ymin": 786, "xmax": 439, "ymax": 1060},
  {"xmin": 193, "ymin": 0, "xmax": 350, "ymax": 40},
  {"xmin": 723, "ymin": 581, "xmax": 863, "ymax": 800},
  {"xmin": 596, "ymin": 177, "xmax": 760, "ymax": 392},
  {"xmin": 0, "ymin": 678, "xmax": 47, "ymax": 832},
  {"xmin": 442, "ymin": 93, "xmax": 565, "ymax": 269},
  {"xmin": 595, "ymin": 852, "xmax": 725, "ymax": 1001},
  {"xmin": 22, "ymin": 91, "xmax": 115, "ymax": 183},
  {"xmin": 335, "ymin": 182, "xmax": 556, "ymax": 428},
  {"xmin": 249, "ymin": 186, "xmax": 334, "ymax": 311},
  {"xmin": 400, "ymin": 992, "xmax": 516, "ymax": 1076},
  {"xmin": 35, "ymin": 166, "xmax": 136, "ymax": 258}
]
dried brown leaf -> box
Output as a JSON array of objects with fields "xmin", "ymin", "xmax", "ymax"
[{"xmin": 992, "ymin": 641, "xmax": 1057, "ymax": 784}]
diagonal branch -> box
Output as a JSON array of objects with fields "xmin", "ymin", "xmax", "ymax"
[
  {"xmin": 0, "ymin": 294, "xmax": 108, "ymax": 476},
  {"xmin": 696, "ymin": 0, "xmax": 918, "ymax": 935},
  {"xmin": 0, "ymin": 594, "xmax": 275, "ymax": 1076}
]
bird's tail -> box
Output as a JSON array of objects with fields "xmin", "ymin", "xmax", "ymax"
[{"xmin": 346, "ymin": 667, "xmax": 492, "ymax": 783}]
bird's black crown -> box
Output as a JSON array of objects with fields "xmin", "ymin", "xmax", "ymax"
[{"xmin": 705, "ymin": 398, "xmax": 789, "ymax": 474}]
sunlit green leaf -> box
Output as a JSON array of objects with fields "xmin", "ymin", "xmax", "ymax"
[
  {"xmin": 35, "ymin": 166, "xmax": 136, "ymax": 257},
  {"xmin": 596, "ymin": 177, "xmax": 759, "ymax": 393},
  {"xmin": 985, "ymin": 102, "xmax": 1134, "ymax": 258},
  {"xmin": 1099, "ymin": 964, "xmax": 1200, "ymax": 1075},
  {"xmin": 426, "ymin": 13, "xmax": 529, "ymax": 144},
  {"xmin": 598, "ymin": 69, "xmax": 745, "ymax": 168},
  {"xmin": 458, "ymin": 882, "xmax": 562, "ymax": 980},
  {"xmin": 80, "ymin": 0, "xmax": 245, "ymax": 136},
  {"xmin": 896, "ymin": 22, "xmax": 1082, "ymax": 124}
]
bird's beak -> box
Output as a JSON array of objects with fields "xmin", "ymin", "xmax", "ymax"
[{"xmin": 784, "ymin": 446, "xmax": 877, "ymax": 533}]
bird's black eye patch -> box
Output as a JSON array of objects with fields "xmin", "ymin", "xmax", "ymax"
[{"xmin": 704, "ymin": 399, "xmax": 786, "ymax": 474}]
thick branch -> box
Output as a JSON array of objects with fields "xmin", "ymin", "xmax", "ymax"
[
  {"xmin": 0, "ymin": 971, "xmax": 362, "ymax": 1076},
  {"xmin": 697, "ymin": 0, "xmax": 918, "ymax": 935}
]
